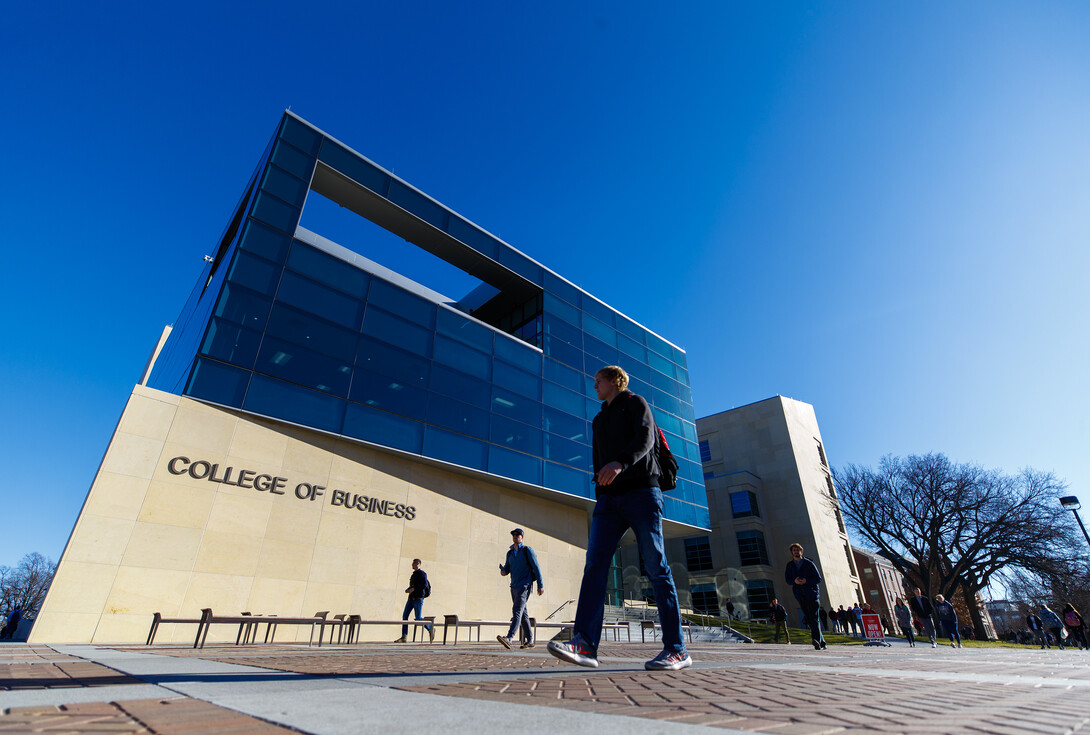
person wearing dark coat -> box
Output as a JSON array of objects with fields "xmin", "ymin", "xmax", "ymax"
[
  {"xmin": 784, "ymin": 543, "xmax": 826, "ymax": 650},
  {"xmin": 771, "ymin": 599, "xmax": 790, "ymax": 644},
  {"xmin": 909, "ymin": 588, "xmax": 937, "ymax": 648},
  {"xmin": 1062, "ymin": 604, "xmax": 1087, "ymax": 650}
]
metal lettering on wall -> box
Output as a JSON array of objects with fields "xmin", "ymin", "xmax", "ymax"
[{"xmin": 166, "ymin": 456, "xmax": 416, "ymax": 520}]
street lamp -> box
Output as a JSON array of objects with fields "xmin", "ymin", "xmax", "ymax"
[{"xmin": 1060, "ymin": 495, "xmax": 1090, "ymax": 549}]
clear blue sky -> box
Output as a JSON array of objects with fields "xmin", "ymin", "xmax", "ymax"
[{"xmin": 2, "ymin": 2, "xmax": 1088, "ymax": 568}]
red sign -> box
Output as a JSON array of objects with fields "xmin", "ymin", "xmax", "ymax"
[{"xmin": 862, "ymin": 613, "xmax": 884, "ymax": 640}]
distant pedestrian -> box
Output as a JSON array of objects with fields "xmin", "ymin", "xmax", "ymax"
[
  {"xmin": 394, "ymin": 559, "xmax": 433, "ymax": 643},
  {"xmin": 771, "ymin": 599, "xmax": 790, "ymax": 644},
  {"xmin": 784, "ymin": 543, "xmax": 826, "ymax": 650},
  {"xmin": 1062, "ymin": 604, "xmax": 1087, "ymax": 650},
  {"xmin": 0, "ymin": 607, "xmax": 21, "ymax": 640},
  {"xmin": 828, "ymin": 607, "xmax": 839, "ymax": 633},
  {"xmin": 853, "ymin": 604, "xmax": 864, "ymax": 637},
  {"xmin": 934, "ymin": 595, "xmax": 962, "ymax": 648},
  {"xmin": 1040, "ymin": 606, "xmax": 1066, "ymax": 650},
  {"xmin": 726, "ymin": 598, "xmax": 736, "ymax": 620},
  {"xmin": 819, "ymin": 606, "xmax": 828, "ymax": 633},
  {"xmin": 497, "ymin": 528, "xmax": 544, "ymax": 650},
  {"xmin": 894, "ymin": 597, "xmax": 916, "ymax": 647},
  {"xmin": 909, "ymin": 588, "xmax": 937, "ymax": 648},
  {"xmin": 1027, "ymin": 611, "xmax": 1049, "ymax": 648},
  {"xmin": 839, "ymin": 605, "xmax": 852, "ymax": 635}
]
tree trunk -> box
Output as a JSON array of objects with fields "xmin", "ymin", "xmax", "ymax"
[{"xmin": 960, "ymin": 579, "xmax": 989, "ymax": 640}]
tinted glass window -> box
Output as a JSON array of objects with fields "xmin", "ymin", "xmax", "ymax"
[
  {"xmin": 388, "ymin": 180, "xmax": 446, "ymax": 229},
  {"xmin": 343, "ymin": 402, "xmax": 423, "ymax": 453},
  {"xmin": 255, "ymin": 336, "xmax": 352, "ymax": 396},
  {"xmin": 544, "ymin": 433, "xmax": 587, "ymax": 468},
  {"xmin": 647, "ymin": 350, "xmax": 675, "ymax": 378},
  {"xmin": 737, "ymin": 530, "xmax": 770, "ymax": 567},
  {"xmin": 544, "ymin": 359, "xmax": 584, "ymax": 394},
  {"xmin": 624, "ymin": 359, "xmax": 651, "ymax": 383},
  {"xmin": 652, "ymin": 387, "xmax": 682, "ymax": 416},
  {"xmin": 615, "ymin": 315, "xmax": 646, "ymax": 345},
  {"xmin": 583, "ymin": 335, "xmax": 619, "ymax": 367},
  {"xmin": 369, "ymin": 279, "xmax": 436, "ymax": 328},
  {"xmin": 543, "ymin": 272, "xmax": 581, "ymax": 309},
  {"xmin": 698, "ymin": 440, "xmax": 711, "ymax": 463},
  {"xmin": 491, "ymin": 386, "xmax": 541, "ymax": 426},
  {"xmin": 276, "ymin": 271, "xmax": 364, "ymax": 330},
  {"xmin": 287, "ymin": 241, "xmax": 370, "ymax": 298},
  {"xmin": 488, "ymin": 446, "xmax": 542, "ymax": 486},
  {"xmin": 496, "ymin": 248, "xmax": 544, "ymax": 285},
  {"xmin": 186, "ymin": 357, "xmax": 249, "ymax": 408},
  {"xmin": 490, "ymin": 415, "xmax": 542, "ymax": 455},
  {"xmin": 423, "ymin": 426, "xmax": 486, "ymax": 470},
  {"xmin": 362, "ymin": 306, "xmax": 433, "ymax": 357},
  {"xmin": 433, "ymin": 335, "xmax": 490, "ymax": 380},
  {"xmin": 543, "ymin": 291, "xmax": 580, "ymax": 326},
  {"xmin": 239, "ymin": 219, "xmax": 291, "ymax": 263},
  {"xmin": 349, "ymin": 367, "xmax": 428, "ymax": 417},
  {"xmin": 543, "ymin": 407, "xmax": 588, "ymax": 442},
  {"xmin": 426, "ymin": 393, "xmax": 489, "ymax": 439},
  {"xmin": 580, "ymin": 296, "xmax": 615, "ymax": 327},
  {"xmin": 730, "ymin": 491, "xmax": 759, "ymax": 518},
  {"xmin": 318, "ymin": 140, "xmax": 389, "ymax": 194},
  {"xmin": 228, "ymin": 250, "xmax": 282, "ymax": 295},
  {"xmin": 582, "ymin": 315, "xmax": 616, "ymax": 347},
  {"xmin": 616, "ymin": 333, "xmax": 647, "ymax": 361},
  {"xmin": 356, "ymin": 337, "xmax": 430, "ymax": 387},
  {"xmin": 684, "ymin": 537, "xmax": 714, "ymax": 573},
  {"xmin": 243, "ymin": 374, "xmax": 345, "ymax": 433},
  {"xmin": 544, "ymin": 335, "xmax": 582, "ymax": 369},
  {"xmin": 653, "ymin": 409, "xmax": 682, "ymax": 436},
  {"xmin": 543, "ymin": 381, "xmax": 585, "ymax": 418},
  {"xmin": 446, "ymin": 216, "xmax": 498, "ymax": 258},
  {"xmin": 252, "ymin": 191, "xmax": 299, "ymax": 234},
  {"xmin": 200, "ymin": 318, "xmax": 261, "ymax": 370},
  {"xmin": 270, "ymin": 140, "xmax": 316, "ymax": 180},
  {"xmin": 542, "ymin": 313, "xmax": 581, "ymax": 347},
  {"xmin": 436, "ymin": 307, "xmax": 493, "ymax": 352},
  {"xmin": 544, "ymin": 461, "xmax": 591, "ymax": 498},
  {"xmin": 428, "ymin": 364, "xmax": 491, "ymax": 408},
  {"xmin": 267, "ymin": 303, "xmax": 359, "ymax": 363},
  {"xmin": 494, "ymin": 334, "xmax": 542, "ymax": 373},
  {"xmin": 214, "ymin": 283, "xmax": 272, "ymax": 331},
  {"xmin": 261, "ymin": 164, "xmax": 308, "ymax": 208},
  {"xmin": 279, "ymin": 116, "xmax": 321, "ymax": 155},
  {"xmin": 493, "ymin": 360, "xmax": 541, "ymax": 400}
]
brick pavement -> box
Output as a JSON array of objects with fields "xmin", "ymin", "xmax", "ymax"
[{"xmin": 0, "ymin": 698, "xmax": 298, "ymax": 733}]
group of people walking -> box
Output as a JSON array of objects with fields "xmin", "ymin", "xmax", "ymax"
[{"xmin": 1026, "ymin": 604, "xmax": 1087, "ymax": 649}]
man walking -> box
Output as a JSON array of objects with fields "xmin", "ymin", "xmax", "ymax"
[
  {"xmin": 771, "ymin": 599, "xmax": 790, "ymax": 644},
  {"xmin": 784, "ymin": 543, "xmax": 826, "ymax": 649},
  {"xmin": 547, "ymin": 365, "xmax": 691, "ymax": 671},
  {"xmin": 909, "ymin": 588, "xmax": 937, "ymax": 648},
  {"xmin": 497, "ymin": 528, "xmax": 544, "ymax": 649},
  {"xmin": 395, "ymin": 559, "xmax": 433, "ymax": 643}
]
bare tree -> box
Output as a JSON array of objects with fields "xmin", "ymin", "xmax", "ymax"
[
  {"xmin": 832, "ymin": 453, "xmax": 1077, "ymax": 639},
  {"xmin": 0, "ymin": 553, "xmax": 57, "ymax": 619}
]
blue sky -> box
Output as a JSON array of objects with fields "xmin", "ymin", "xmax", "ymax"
[{"xmin": 2, "ymin": 2, "xmax": 1088, "ymax": 569}]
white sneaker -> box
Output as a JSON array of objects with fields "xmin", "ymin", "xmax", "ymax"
[
  {"xmin": 644, "ymin": 650, "xmax": 693, "ymax": 671},
  {"xmin": 547, "ymin": 639, "xmax": 599, "ymax": 668}
]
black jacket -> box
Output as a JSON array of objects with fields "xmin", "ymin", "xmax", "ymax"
[
  {"xmin": 909, "ymin": 594, "xmax": 933, "ymax": 618},
  {"xmin": 592, "ymin": 391, "xmax": 659, "ymax": 494},
  {"xmin": 771, "ymin": 603, "xmax": 787, "ymax": 622},
  {"xmin": 408, "ymin": 569, "xmax": 428, "ymax": 601}
]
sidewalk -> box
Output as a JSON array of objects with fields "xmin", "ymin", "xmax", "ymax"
[{"xmin": 3, "ymin": 639, "xmax": 1089, "ymax": 733}]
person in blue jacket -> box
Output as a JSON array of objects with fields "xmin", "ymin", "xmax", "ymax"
[
  {"xmin": 497, "ymin": 528, "xmax": 544, "ymax": 649},
  {"xmin": 785, "ymin": 543, "xmax": 827, "ymax": 650}
]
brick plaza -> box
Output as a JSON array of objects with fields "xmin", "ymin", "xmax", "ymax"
[{"xmin": 2, "ymin": 639, "xmax": 1089, "ymax": 733}]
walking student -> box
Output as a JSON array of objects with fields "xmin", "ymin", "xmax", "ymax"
[
  {"xmin": 1062, "ymin": 603, "xmax": 1087, "ymax": 650},
  {"xmin": 497, "ymin": 527, "xmax": 544, "ymax": 649},
  {"xmin": 894, "ymin": 597, "xmax": 916, "ymax": 647},
  {"xmin": 771, "ymin": 599, "xmax": 790, "ymax": 644},
  {"xmin": 395, "ymin": 559, "xmax": 433, "ymax": 643},
  {"xmin": 909, "ymin": 588, "xmax": 937, "ymax": 648},
  {"xmin": 934, "ymin": 594, "xmax": 962, "ymax": 648},
  {"xmin": 1040, "ymin": 605, "xmax": 1067, "ymax": 650},
  {"xmin": 547, "ymin": 365, "xmax": 691, "ymax": 671},
  {"xmin": 784, "ymin": 543, "xmax": 826, "ymax": 650}
]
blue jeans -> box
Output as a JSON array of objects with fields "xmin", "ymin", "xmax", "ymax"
[
  {"xmin": 572, "ymin": 487, "xmax": 685, "ymax": 655},
  {"xmin": 401, "ymin": 598, "xmax": 431, "ymax": 637},
  {"xmin": 799, "ymin": 597, "xmax": 825, "ymax": 646},
  {"xmin": 941, "ymin": 620, "xmax": 961, "ymax": 645},
  {"xmin": 507, "ymin": 584, "xmax": 533, "ymax": 642}
]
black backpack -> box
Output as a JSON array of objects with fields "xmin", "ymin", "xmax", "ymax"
[
  {"xmin": 422, "ymin": 575, "xmax": 432, "ymax": 598},
  {"xmin": 655, "ymin": 427, "xmax": 679, "ymax": 491}
]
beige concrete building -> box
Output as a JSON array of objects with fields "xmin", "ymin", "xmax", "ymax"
[{"xmin": 618, "ymin": 396, "xmax": 861, "ymax": 622}]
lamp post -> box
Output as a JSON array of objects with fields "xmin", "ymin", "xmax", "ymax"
[{"xmin": 1060, "ymin": 495, "xmax": 1090, "ymax": 549}]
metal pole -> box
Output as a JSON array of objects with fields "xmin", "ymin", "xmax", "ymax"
[{"xmin": 1072, "ymin": 508, "xmax": 1090, "ymax": 549}]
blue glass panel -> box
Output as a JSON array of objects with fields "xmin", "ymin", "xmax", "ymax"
[
  {"xmin": 214, "ymin": 283, "xmax": 271, "ymax": 331},
  {"xmin": 544, "ymin": 461, "xmax": 592, "ymax": 498},
  {"xmin": 356, "ymin": 337, "xmax": 430, "ymax": 387},
  {"xmin": 496, "ymin": 248, "xmax": 544, "ymax": 285},
  {"xmin": 684, "ymin": 440, "xmax": 701, "ymax": 463},
  {"xmin": 627, "ymin": 376, "xmax": 651, "ymax": 399},
  {"xmin": 490, "ymin": 415, "xmax": 542, "ymax": 455},
  {"xmin": 239, "ymin": 219, "xmax": 291, "ymax": 263},
  {"xmin": 243, "ymin": 374, "xmax": 345, "ymax": 432},
  {"xmin": 580, "ymin": 296, "xmax": 615, "ymax": 327},
  {"xmin": 543, "ymin": 335, "xmax": 582, "ymax": 369},
  {"xmin": 270, "ymin": 139, "xmax": 315, "ymax": 180},
  {"xmin": 623, "ymin": 359, "xmax": 651, "ymax": 384},
  {"xmin": 488, "ymin": 445, "xmax": 542, "ymax": 486},
  {"xmin": 186, "ymin": 357, "xmax": 249, "ymax": 407},
  {"xmin": 647, "ymin": 350, "xmax": 674, "ymax": 377},
  {"xmin": 437, "ymin": 308, "xmax": 493, "ymax": 352},
  {"xmin": 543, "ymin": 359, "xmax": 583, "ymax": 394},
  {"xmin": 676, "ymin": 366, "xmax": 690, "ymax": 387},
  {"xmin": 652, "ymin": 387, "xmax": 682, "ymax": 416},
  {"xmin": 679, "ymin": 383, "xmax": 692, "ymax": 404},
  {"xmin": 672, "ymin": 346, "xmax": 687, "ymax": 366},
  {"xmin": 446, "ymin": 216, "xmax": 498, "ymax": 258},
  {"xmin": 646, "ymin": 331, "xmax": 674, "ymax": 359},
  {"xmin": 261, "ymin": 164, "xmax": 308, "ymax": 208},
  {"xmin": 423, "ymin": 426, "xmax": 486, "ymax": 470},
  {"xmin": 616, "ymin": 333, "xmax": 647, "ymax": 362},
  {"xmin": 494, "ymin": 334, "xmax": 542, "ymax": 374},
  {"xmin": 266, "ymin": 303, "xmax": 359, "ymax": 363},
  {"xmin": 252, "ymin": 191, "xmax": 300, "ymax": 234},
  {"xmin": 492, "ymin": 360, "xmax": 541, "ymax": 400},
  {"xmin": 664, "ymin": 430, "xmax": 686, "ymax": 458},
  {"xmin": 368, "ymin": 279, "xmax": 436, "ymax": 328},
  {"xmin": 658, "ymin": 376, "xmax": 681, "ymax": 398},
  {"xmin": 433, "ymin": 335, "xmax": 490, "ymax": 380},
  {"xmin": 653, "ymin": 409, "xmax": 683, "ymax": 436},
  {"xmin": 428, "ymin": 364, "xmax": 491, "ymax": 408},
  {"xmin": 544, "ymin": 433, "xmax": 588, "ymax": 468},
  {"xmin": 491, "ymin": 386, "xmax": 542, "ymax": 426},
  {"xmin": 362, "ymin": 306, "xmax": 432, "ymax": 357},
  {"xmin": 543, "ymin": 272, "xmax": 581, "ymax": 309},
  {"xmin": 388, "ymin": 180, "xmax": 446, "ymax": 229},
  {"xmin": 543, "ymin": 292, "xmax": 580, "ymax": 326},
  {"xmin": 542, "ymin": 313, "xmax": 580, "ymax": 347},
  {"xmin": 349, "ymin": 367, "xmax": 427, "ymax": 416},
  {"xmin": 343, "ymin": 402, "xmax": 424, "ymax": 453},
  {"xmin": 682, "ymin": 420, "xmax": 698, "ymax": 442},
  {"xmin": 200, "ymin": 318, "xmax": 261, "ymax": 370},
  {"xmin": 543, "ymin": 407, "xmax": 589, "ymax": 442},
  {"xmin": 543, "ymin": 381, "xmax": 585, "ymax": 418},
  {"xmin": 279, "ymin": 116, "xmax": 321, "ymax": 155},
  {"xmin": 585, "ymin": 397, "xmax": 602, "ymax": 420},
  {"xmin": 287, "ymin": 241, "xmax": 370, "ymax": 298},
  {"xmin": 583, "ymin": 335, "xmax": 619, "ymax": 368},
  {"xmin": 255, "ymin": 336, "xmax": 351, "ymax": 396},
  {"xmin": 276, "ymin": 271, "xmax": 364, "ymax": 330},
  {"xmin": 582, "ymin": 315, "xmax": 616, "ymax": 347},
  {"xmin": 228, "ymin": 250, "xmax": 282, "ymax": 295},
  {"xmin": 318, "ymin": 140, "xmax": 389, "ymax": 194},
  {"xmin": 426, "ymin": 393, "xmax": 489, "ymax": 439},
  {"xmin": 616, "ymin": 316, "xmax": 646, "ymax": 345}
]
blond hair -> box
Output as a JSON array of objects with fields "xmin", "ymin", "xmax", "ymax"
[{"xmin": 595, "ymin": 365, "xmax": 629, "ymax": 391}]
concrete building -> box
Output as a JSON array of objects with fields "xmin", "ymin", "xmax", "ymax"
[
  {"xmin": 618, "ymin": 396, "xmax": 861, "ymax": 623},
  {"xmin": 852, "ymin": 546, "xmax": 905, "ymax": 627},
  {"xmin": 30, "ymin": 112, "xmax": 708, "ymax": 644}
]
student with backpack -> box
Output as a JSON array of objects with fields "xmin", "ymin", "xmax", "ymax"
[
  {"xmin": 395, "ymin": 558, "xmax": 433, "ymax": 643},
  {"xmin": 497, "ymin": 528, "xmax": 544, "ymax": 649}
]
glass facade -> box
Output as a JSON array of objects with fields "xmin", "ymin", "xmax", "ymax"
[{"xmin": 148, "ymin": 112, "xmax": 709, "ymax": 528}]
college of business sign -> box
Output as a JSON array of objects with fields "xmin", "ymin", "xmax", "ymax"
[{"xmin": 165, "ymin": 456, "xmax": 417, "ymax": 520}]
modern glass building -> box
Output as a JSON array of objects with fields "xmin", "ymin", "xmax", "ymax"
[{"xmin": 147, "ymin": 112, "xmax": 708, "ymax": 529}]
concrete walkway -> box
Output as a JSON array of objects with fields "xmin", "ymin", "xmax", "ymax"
[{"xmin": 2, "ymin": 640, "xmax": 1089, "ymax": 733}]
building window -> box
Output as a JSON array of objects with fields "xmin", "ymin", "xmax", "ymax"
[
  {"xmin": 835, "ymin": 508, "xmax": 846, "ymax": 534},
  {"xmin": 826, "ymin": 475, "xmax": 836, "ymax": 498},
  {"xmin": 690, "ymin": 583, "xmax": 719, "ymax": 615},
  {"xmin": 864, "ymin": 567, "xmax": 873, "ymax": 577},
  {"xmin": 817, "ymin": 440, "xmax": 828, "ymax": 468},
  {"xmin": 684, "ymin": 537, "xmax": 714, "ymax": 573},
  {"xmin": 698, "ymin": 439, "xmax": 712, "ymax": 463},
  {"xmin": 730, "ymin": 491, "xmax": 759, "ymax": 518},
  {"xmin": 844, "ymin": 544, "xmax": 856, "ymax": 575},
  {"xmin": 737, "ymin": 530, "xmax": 770, "ymax": 567},
  {"xmin": 745, "ymin": 579, "xmax": 775, "ymax": 613}
]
